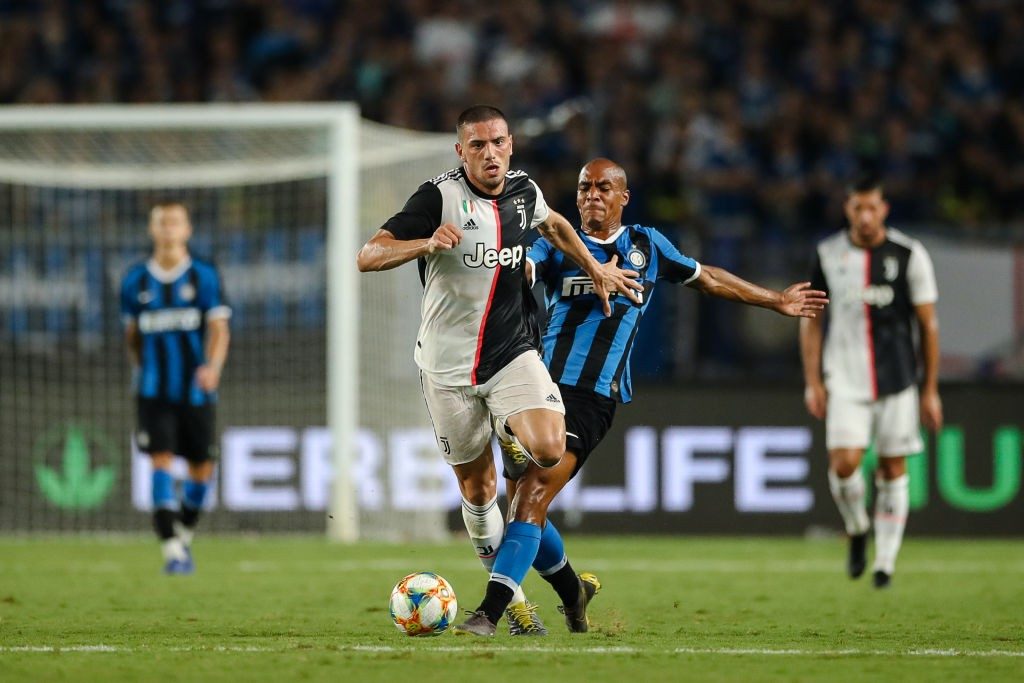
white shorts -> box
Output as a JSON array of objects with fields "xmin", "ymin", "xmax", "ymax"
[
  {"xmin": 826, "ymin": 385, "xmax": 923, "ymax": 456},
  {"xmin": 419, "ymin": 351, "xmax": 564, "ymax": 465}
]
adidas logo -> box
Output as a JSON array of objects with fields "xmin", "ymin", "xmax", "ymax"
[
  {"xmin": 545, "ymin": 394, "xmax": 560, "ymax": 403},
  {"xmin": 462, "ymin": 219, "xmax": 479, "ymax": 230}
]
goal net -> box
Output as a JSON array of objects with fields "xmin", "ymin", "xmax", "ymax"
[{"xmin": 0, "ymin": 105, "xmax": 454, "ymax": 540}]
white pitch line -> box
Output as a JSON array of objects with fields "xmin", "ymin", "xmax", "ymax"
[
  {"xmin": 2, "ymin": 644, "xmax": 1022, "ymax": 658},
  {"xmin": 232, "ymin": 558, "xmax": 1024, "ymax": 575},
  {"xmin": 5, "ymin": 558, "xmax": 1023, "ymax": 576},
  {"xmin": 1, "ymin": 645, "xmax": 124, "ymax": 653}
]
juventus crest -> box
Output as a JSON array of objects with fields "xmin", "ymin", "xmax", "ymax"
[{"xmin": 884, "ymin": 256, "xmax": 899, "ymax": 282}]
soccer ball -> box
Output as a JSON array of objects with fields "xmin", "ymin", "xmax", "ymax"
[{"xmin": 389, "ymin": 572, "xmax": 459, "ymax": 637}]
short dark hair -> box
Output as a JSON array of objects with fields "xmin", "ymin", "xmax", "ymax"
[
  {"xmin": 846, "ymin": 172, "xmax": 884, "ymax": 196},
  {"xmin": 150, "ymin": 200, "xmax": 191, "ymax": 221},
  {"xmin": 456, "ymin": 105, "xmax": 508, "ymax": 135},
  {"xmin": 151, "ymin": 199, "xmax": 188, "ymax": 211}
]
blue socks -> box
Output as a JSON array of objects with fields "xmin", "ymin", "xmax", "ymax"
[
  {"xmin": 489, "ymin": 521, "xmax": 542, "ymax": 591},
  {"xmin": 479, "ymin": 520, "xmax": 575, "ymax": 623},
  {"xmin": 533, "ymin": 520, "xmax": 567, "ymax": 575},
  {"xmin": 152, "ymin": 469, "xmax": 177, "ymax": 510},
  {"xmin": 153, "ymin": 470, "xmax": 210, "ymax": 540},
  {"xmin": 182, "ymin": 480, "xmax": 209, "ymax": 511},
  {"xmin": 152, "ymin": 469, "xmax": 177, "ymax": 541},
  {"xmin": 179, "ymin": 479, "xmax": 209, "ymax": 530}
]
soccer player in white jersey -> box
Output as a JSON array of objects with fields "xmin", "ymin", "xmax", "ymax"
[
  {"xmin": 800, "ymin": 174, "xmax": 943, "ymax": 588},
  {"xmin": 356, "ymin": 105, "xmax": 641, "ymax": 633}
]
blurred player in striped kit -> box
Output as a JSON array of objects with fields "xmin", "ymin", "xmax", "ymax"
[
  {"xmin": 121, "ymin": 202, "xmax": 231, "ymax": 574},
  {"xmin": 800, "ymin": 174, "xmax": 943, "ymax": 588}
]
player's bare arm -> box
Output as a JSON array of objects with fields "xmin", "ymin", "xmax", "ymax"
[
  {"xmin": 916, "ymin": 302, "xmax": 943, "ymax": 431},
  {"xmin": 196, "ymin": 317, "xmax": 230, "ymax": 392},
  {"xmin": 691, "ymin": 266, "xmax": 828, "ymax": 318},
  {"xmin": 356, "ymin": 224, "xmax": 463, "ymax": 272},
  {"xmin": 536, "ymin": 209, "xmax": 642, "ymax": 316},
  {"xmin": 799, "ymin": 315, "xmax": 827, "ymax": 420}
]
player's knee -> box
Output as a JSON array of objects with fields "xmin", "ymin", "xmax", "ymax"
[
  {"xmin": 452, "ymin": 460, "xmax": 497, "ymax": 505},
  {"xmin": 151, "ymin": 452, "xmax": 174, "ymax": 470},
  {"xmin": 188, "ymin": 460, "xmax": 215, "ymax": 482},
  {"xmin": 832, "ymin": 461, "xmax": 859, "ymax": 479},
  {"xmin": 877, "ymin": 457, "xmax": 906, "ymax": 480},
  {"xmin": 829, "ymin": 450, "xmax": 861, "ymax": 479},
  {"xmin": 530, "ymin": 433, "xmax": 565, "ymax": 468}
]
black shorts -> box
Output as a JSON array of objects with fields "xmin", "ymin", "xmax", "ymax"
[
  {"xmin": 136, "ymin": 398, "xmax": 216, "ymax": 463},
  {"xmin": 560, "ymin": 383, "xmax": 617, "ymax": 478},
  {"xmin": 502, "ymin": 383, "xmax": 617, "ymax": 480}
]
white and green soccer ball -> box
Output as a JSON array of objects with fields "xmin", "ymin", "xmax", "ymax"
[{"xmin": 389, "ymin": 572, "xmax": 459, "ymax": 637}]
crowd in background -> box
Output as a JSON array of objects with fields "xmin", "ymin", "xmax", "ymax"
[
  {"xmin": 3, "ymin": 0, "xmax": 1024, "ymax": 239},
  {"xmin": 2, "ymin": 0, "xmax": 1023, "ymax": 376}
]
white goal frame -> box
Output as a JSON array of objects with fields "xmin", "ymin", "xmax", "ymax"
[{"xmin": 0, "ymin": 104, "xmax": 361, "ymax": 542}]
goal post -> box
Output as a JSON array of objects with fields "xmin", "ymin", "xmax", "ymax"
[{"xmin": 0, "ymin": 104, "xmax": 454, "ymax": 541}]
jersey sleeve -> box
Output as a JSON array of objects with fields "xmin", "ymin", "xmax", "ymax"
[
  {"xmin": 907, "ymin": 241, "xmax": 938, "ymax": 305},
  {"xmin": 528, "ymin": 180, "xmax": 550, "ymax": 228},
  {"xmin": 810, "ymin": 249, "xmax": 828, "ymax": 296},
  {"xmin": 120, "ymin": 271, "xmax": 141, "ymax": 327},
  {"xmin": 199, "ymin": 266, "xmax": 232, "ymax": 321},
  {"xmin": 526, "ymin": 237, "xmax": 555, "ymax": 286},
  {"xmin": 382, "ymin": 181, "xmax": 443, "ymax": 241},
  {"xmin": 651, "ymin": 229, "xmax": 701, "ymax": 284}
]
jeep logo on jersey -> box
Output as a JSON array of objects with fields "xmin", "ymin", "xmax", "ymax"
[
  {"xmin": 860, "ymin": 284, "xmax": 895, "ymax": 307},
  {"xmin": 138, "ymin": 307, "xmax": 202, "ymax": 333},
  {"xmin": 463, "ymin": 243, "xmax": 524, "ymax": 269}
]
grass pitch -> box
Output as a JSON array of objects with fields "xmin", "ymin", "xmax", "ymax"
[{"xmin": 1, "ymin": 536, "xmax": 1021, "ymax": 682}]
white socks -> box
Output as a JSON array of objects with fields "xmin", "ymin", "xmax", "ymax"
[
  {"xmin": 161, "ymin": 537, "xmax": 187, "ymax": 562},
  {"xmin": 873, "ymin": 475, "xmax": 909, "ymax": 574},
  {"xmin": 461, "ymin": 496, "xmax": 527, "ymax": 605},
  {"xmin": 173, "ymin": 521, "xmax": 194, "ymax": 548},
  {"xmin": 828, "ymin": 469, "xmax": 871, "ymax": 536}
]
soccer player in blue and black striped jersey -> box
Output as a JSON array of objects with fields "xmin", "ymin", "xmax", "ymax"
[
  {"xmin": 121, "ymin": 201, "xmax": 231, "ymax": 575},
  {"xmin": 457, "ymin": 159, "xmax": 828, "ymax": 635}
]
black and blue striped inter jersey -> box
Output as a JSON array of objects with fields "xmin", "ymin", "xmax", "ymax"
[
  {"xmin": 528, "ymin": 224, "xmax": 700, "ymax": 403},
  {"xmin": 120, "ymin": 257, "xmax": 231, "ymax": 406}
]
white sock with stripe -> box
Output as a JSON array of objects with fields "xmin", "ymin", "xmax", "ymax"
[
  {"xmin": 828, "ymin": 469, "xmax": 871, "ymax": 536},
  {"xmin": 461, "ymin": 496, "xmax": 527, "ymax": 605},
  {"xmin": 873, "ymin": 475, "xmax": 909, "ymax": 575}
]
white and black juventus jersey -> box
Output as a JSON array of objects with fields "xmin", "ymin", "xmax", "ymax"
[
  {"xmin": 384, "ymin": 166, "xmax": 550, "ymax": 386},
  {"xmin": 811, "ymin": 228, "xmax": 938, "ymax": 401}
]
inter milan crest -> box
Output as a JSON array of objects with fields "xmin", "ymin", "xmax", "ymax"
[
  {"xmin": 179, "ymin": 283, "xmax": 196, "ymax": 302},
  {"xmin": 626, "ymin": 248, "xmax": 647, "ymax": 270}
]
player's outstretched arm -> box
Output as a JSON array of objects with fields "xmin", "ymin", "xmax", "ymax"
[
  {"xmin": 536, "ymin": 210, "xmax": 642, "ymax": 316},
  {"xmin": 356, "ymin": 224, "xmax": 463, "ymax": 272},
  {"xmin": 691, "ymin": 266, "xmax": 828, "ymax": 318}
]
